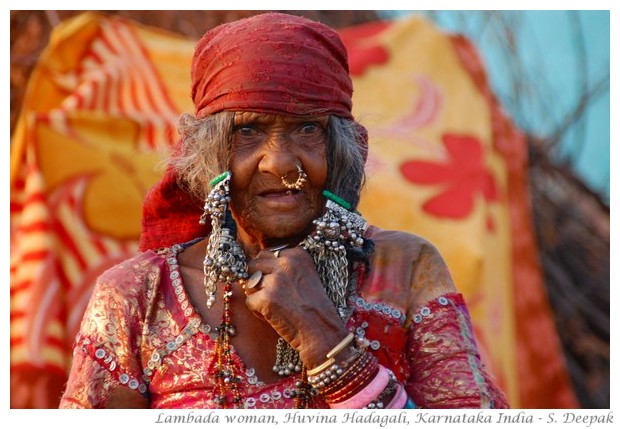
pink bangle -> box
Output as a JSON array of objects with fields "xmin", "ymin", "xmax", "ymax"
[
  {"xmin": 330, "ymin": 365, "xmax": 390, "ymax": 409},
  {"xmin": 387, "ymin": 383, "xmax": 407, "ymax": 409}
]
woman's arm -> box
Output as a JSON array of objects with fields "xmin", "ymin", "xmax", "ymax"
[
  {"xmin": 59, "ymin": 258, "xmax": 152, "ymax": 408},
  {"xmin": 403, "ymin": 242, "xmax": 509, "ymax": 408}
]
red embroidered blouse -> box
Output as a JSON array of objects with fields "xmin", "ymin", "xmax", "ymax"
[{"xmin": 60, "ymin": 227, "xmax": 508, "ymax": 409}]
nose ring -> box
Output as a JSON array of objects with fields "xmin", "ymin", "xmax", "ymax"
[{"xmin": 281, "ymin": 165, "xmax": 307, "ymax": 191}]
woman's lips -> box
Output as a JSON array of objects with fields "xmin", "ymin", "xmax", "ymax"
[
  {"xmin": 258, "ymin": 189, "xmax": 302, "ymax": 207},
  {"xmin": 261, "ymin": 189, "xmax": 297, "ymax": 197}
]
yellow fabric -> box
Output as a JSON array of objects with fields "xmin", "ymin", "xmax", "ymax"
[{"xmin": 353, "ymin": 18, "xmax": 516, "ymax": 404}]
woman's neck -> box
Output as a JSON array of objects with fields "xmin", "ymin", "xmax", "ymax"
[{"xmin": 234, "ymin": 223, "xmax": 311, "ymax": 259}]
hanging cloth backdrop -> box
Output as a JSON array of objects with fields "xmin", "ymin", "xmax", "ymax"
[{"xmin": 9, "ymin": 12, "xmax": 577, "ymax": 408}]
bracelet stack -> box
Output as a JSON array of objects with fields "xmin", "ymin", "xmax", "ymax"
[
  {"xmin": 323, "ymin": 352, "xmax": 378, "ymax": 403},
  {"xmin": 306, "ymin": 331, "xmax": 409, "ymax": 409}
]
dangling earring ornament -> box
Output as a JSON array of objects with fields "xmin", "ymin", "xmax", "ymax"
[
  {"xmin": 301, "ymin": 190, "xmax": 368, "ymax": 317},
  {"xmin": 199, "ymin": 172, "xmax": 248, "ymax": 407},
  {"xmin": 200, "ymin": 171, "xmax": 248, "ymax": 308},
  {"xmin": 281, "ymin": 165, "xmax": 307, "ymax": 190}
]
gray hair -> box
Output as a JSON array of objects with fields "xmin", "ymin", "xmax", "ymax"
[
  {"xmin": 170, "ymin": 113, "xmax": 367, "ymax": 210},
  {"xmin": 325, "ymin": 116, "xmax": 366, "ymax": 209}
]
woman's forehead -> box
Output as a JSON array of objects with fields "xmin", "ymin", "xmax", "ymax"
[{"xmin": 233, "ymin": 111, "xmax": 329, "ymax": 124}]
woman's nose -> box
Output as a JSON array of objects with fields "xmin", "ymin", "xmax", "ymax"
[{"xmin": 258, "ymin": 131, "xmax": 299, "ymax": 177}]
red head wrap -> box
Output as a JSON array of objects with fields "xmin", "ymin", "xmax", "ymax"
[
  {"xmin": 191, "ymin": 12, "xmax": 354, "ymax": 119},
  {"xmin": 140, "ymin": 13, "xmax": 365, "ymax": 251}
]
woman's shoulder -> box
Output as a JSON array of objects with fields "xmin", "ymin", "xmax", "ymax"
[
  {"xmin": 365, "ymin": 225, "xmax": 439, "ymax": 260},
  {"xmin": 93, "ymin": 248, "xmax": 169, "ymax": 298},
  {"xmin": 363, "ymin": 225, "xmax": 457, "ymax": 312},
  {"xmin": 76, "ymin": 249, "xmax": 172, "ymax": 343}
]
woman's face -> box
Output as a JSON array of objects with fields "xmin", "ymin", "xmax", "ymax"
[{"xmin": 228, "ymin": 112, "xmax": 328, "ymax": 247}]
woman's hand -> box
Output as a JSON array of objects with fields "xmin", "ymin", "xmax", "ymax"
[{"xmin": 243, "ymin": 246, "xmax": 349, "ymax": 368}]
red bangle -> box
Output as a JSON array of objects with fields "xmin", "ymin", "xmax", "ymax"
[
  {"xmin": 322, "ymin": 352, "xmax": 373, "ymax": 396},
  {"xmin": 325, "ymin": 358, "xmax": 379, "ymax": 403}
]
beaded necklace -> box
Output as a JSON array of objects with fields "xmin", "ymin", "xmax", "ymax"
[{"xmin": 213, "ymin": 283, "xmax": 243, "ymax": 407}]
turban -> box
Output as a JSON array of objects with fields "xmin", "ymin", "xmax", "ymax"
[
  {"xmin": 191, "ymin": 12, "xmax": 354, "ymax": 119},
  {"xmin": 140, "ymin": 13, "xmax": 363, "ymax": 251}
]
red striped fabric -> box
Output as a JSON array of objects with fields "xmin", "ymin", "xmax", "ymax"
[{"xmin": 10, "ymin": 15, "xmax": 177, "ymax": 408}]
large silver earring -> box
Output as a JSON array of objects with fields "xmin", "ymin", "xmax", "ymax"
[
  {"xmin": 201, "ymin": 171, "xmax": 248, "ymax": 308},
  {"xmin": 280, "ymin": 165, "xmax": 307, "ymax": 190},
  {"xmin": 301, "ymin": 190, "xmax": 367, "ymax": 315}
]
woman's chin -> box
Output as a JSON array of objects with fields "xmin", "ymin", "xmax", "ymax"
[{"xmin": 244, "ymin": 217, "xmax": 314, "ymax": 243}]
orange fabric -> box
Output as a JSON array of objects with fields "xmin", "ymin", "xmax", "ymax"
[
  {"xmin": 10, "ymin": 12, "xmax": 577, "ymax": 408},
  {"xmin": 10, "ymin": 13, "xmax": 193, "ymax": 408}
]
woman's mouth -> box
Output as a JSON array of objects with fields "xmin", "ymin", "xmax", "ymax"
[
  {"xmin": 260, "ymin": 188, "xmax": 301, "ymax": 198},
  {"xmin": 258, "ymin": 188, "xmax": 303, "ymax": 207}
]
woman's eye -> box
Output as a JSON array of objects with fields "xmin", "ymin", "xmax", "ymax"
[
  {"xmin": 235, "ymin": 125, "xmax": 259, "ymax": 136},
  {"xmin": 299, "ymin": 123, "xmax": 322, "ymax": 135}
]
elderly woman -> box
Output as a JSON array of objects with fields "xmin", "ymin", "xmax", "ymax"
[{"xmin": 60, "ymin": 13, "xmax": 508, "ymax": 409}]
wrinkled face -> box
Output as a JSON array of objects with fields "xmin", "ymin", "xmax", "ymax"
[{"xmin": 228, "ymin": 112, "xmax": 328, "ymax": 247}]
